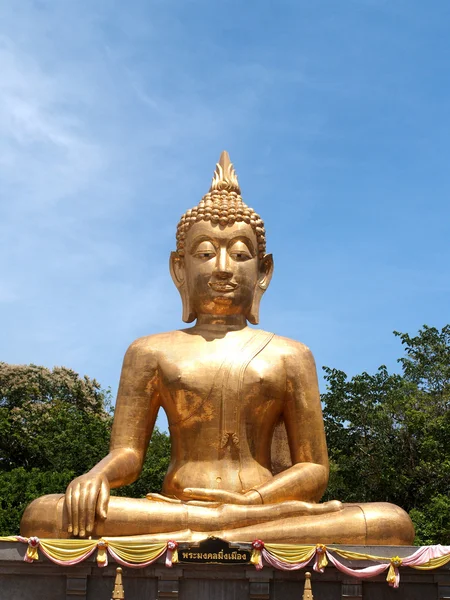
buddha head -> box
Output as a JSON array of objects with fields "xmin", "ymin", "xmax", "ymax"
[{"xmin": 170, "ymin": 151, "xmax": 274, "ymax": 325}]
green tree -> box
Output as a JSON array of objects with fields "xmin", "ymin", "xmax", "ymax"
[
  {"xmin": 0, "ymin": 363, "xmax": 112, "ymax": 535},
  {"xmin": 322, "ymin": 325, "xmax": 450, "ymax": 545},
  {"xmin": 0, "ymin": 468, "xmax": 75, "ymax": 536},
  {"xmin": 0, "ymin": 363, "xmax": 112, "ymax": 473}
]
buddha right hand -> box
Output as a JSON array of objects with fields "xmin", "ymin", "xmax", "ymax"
[{"xmin": 65, "ymin": 472, "xmax": 110, "ymax": 537}]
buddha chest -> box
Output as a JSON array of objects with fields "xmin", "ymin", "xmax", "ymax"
[{"xmin": 157, "ymin": 331, "xmax": 285, "ymax": 439}]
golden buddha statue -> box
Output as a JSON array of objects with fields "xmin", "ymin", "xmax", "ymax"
[{"xmin": 21, "ymin": 152, "xmax": 414, "ymax": 545}]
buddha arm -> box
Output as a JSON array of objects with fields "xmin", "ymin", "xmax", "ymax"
[
  {"xmin": 90, "ymin": 337, "xmax": 160, "ymax": 487},
  {"xmin": 250, "ymin": 344, "xmax": 329, "ymax": 504}
]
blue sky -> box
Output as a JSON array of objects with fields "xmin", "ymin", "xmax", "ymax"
[{"xmin": 1, "ymin": 1, "xmax": 449, "ymax": 431}]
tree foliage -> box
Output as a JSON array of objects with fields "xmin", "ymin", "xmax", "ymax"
[
  {"xmin": 0, "ymin": 363, "xmax": 112, "ymax": 474},
  {"xmin": 0, "ymin": 363, "xmax": 113, "ymax": 534},
  {"xmin": 0, "ymin": 468, "xmax": 75, "ymax": 536},
  {"xmin": 322, "ymin": 325, "xmax": 450, "ymax": 545}
]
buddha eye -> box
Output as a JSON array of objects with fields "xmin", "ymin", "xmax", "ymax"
[
  {"xmin": 193, "ymin": 241, "xmax": 216, "ymax": 260},
  {"xmin": 229, "ymin": 241, "xmax": 253, "ymax": 261},
  {"xmin": 230, "ymin": 252, "xmax": 251, "ymax": 261}
]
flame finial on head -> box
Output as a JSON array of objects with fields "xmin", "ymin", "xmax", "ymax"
[{"xmin": 209, "ymin": 150, "xmax": 241, "ymax": 194}]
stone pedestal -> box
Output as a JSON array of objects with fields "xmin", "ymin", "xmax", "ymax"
[{"xmin": 1, "ymin": 542, "xmax": 450, "ymax": 600}]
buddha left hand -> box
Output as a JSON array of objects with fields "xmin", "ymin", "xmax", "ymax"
[
  {"xmin": 146, "ymin": 489, "xmax": 262, "ymax": 505},
  {"xmin": 182, "ymin": 489, "xmax": 343, "ymax": 514},
  {"xmin": 147, "ymin": 489, "xmax": 343, "ymax": 514},
  {"xmin": 184, "ymin": 488, "xmax": 262, "ymax": 505}
]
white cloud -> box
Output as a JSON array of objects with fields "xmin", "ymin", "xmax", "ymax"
[{"xmin": 0, "ymin": 38, "xmax": 105, "ymax": 211}]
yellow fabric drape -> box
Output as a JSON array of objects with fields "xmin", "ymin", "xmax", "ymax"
[
  {"xmin": 2, "ymin": 536, "xmax": 450, "ymax": 573},
  {"xmin": 327, "ymin": 547, "xmax": 450, "ymax": 572},
  {"xmin": 39, "ymin": 539, "xmax": 97, "ymax": 562},
  {"xmin": 0, "ymin": 536, "xmax": 165, "ymax": 565},
  {"xmin": 328, "ymin": 547, "xmax": 391, "ymax": 562},
  {"xmin": 386, "ymin": 557, "xmax": 402, "ymax": 584},
  {"xmin": 412, "ymin": 554, "xmax": 450, "ymax": 570},
  {"xmin": 105, "ymin": 539, "xmax": 166, "ymax": 564},
  {"xmin": 386, "ymin": 564, "xmax": 397, "ymax": 585},
  {"xmin": 315, "ymin": 545, "xmax": 328, "ymax": 570},
  {"xmin": 26, "ymin": 545, "xmax": 39, "ymax": 561},
  {"xmin": 264, "ymin": 543, "xmax": 317, "ymax": 564},
  {"xmin": 96, "ymin": 542, "xmax": 108, "ymax": 566},
  {"xmin": 250, "ymin": 549, "xmax": 261, "ymax": 566}
]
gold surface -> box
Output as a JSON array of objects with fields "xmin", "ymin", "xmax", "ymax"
[
  {"xmin": 20, "ymin": 152, "xmax": 415, "ymax": 545},
  {"xmin": 303, "ymin": 572, "xmax": 313, "ymax": 600},
  {"xmin": 111, "ymin": 567, "xmax": 124, "ymax": 600}
]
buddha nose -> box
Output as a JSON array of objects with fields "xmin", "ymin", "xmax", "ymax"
[{"xmin": 214, "ymin": 248, "xmax": 233, "ymax": 279}]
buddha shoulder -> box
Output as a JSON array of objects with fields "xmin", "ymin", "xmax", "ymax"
[
  {"xmin": 269, "ymin": 333, "xmax": 317, "ymax": 374},
  {"xmin": 122, "ymin": 330, "xmax": 187, "ymax": 366}
]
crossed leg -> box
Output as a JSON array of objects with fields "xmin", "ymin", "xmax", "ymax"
[
  {"xmin": 20, "ymin": 494, "xmax": 341, "ymax": 538},
  {"xmin": 20, "ymin": 494, "xmax": 414, "ymax": 545}
]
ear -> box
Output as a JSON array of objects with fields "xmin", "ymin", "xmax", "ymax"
[
  {"xmin": 169, "ymin": 251, "xmax": 197, "ymax": 323},
  {"xmin": 247, "ymin": 253, "xmax": 274, "ymax": 325}
]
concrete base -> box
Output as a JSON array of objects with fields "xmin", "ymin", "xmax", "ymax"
[{"xmin": 1, "ymin": 542, "xmax": 450, "ymax": 599}]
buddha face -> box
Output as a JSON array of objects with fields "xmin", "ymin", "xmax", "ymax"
[{"xmin": 171, "ymin": 220, "xmax": 273, "ymax": 324}]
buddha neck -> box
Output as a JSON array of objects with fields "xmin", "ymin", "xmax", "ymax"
[{"xmin": 193, "ymin": 314, "xmax": 248, "ymax": 334}]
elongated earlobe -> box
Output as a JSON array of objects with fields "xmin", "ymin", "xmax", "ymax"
[
  {"xmin": 169, "ymin": 252, "xmax": 197, "ymax": 323},
  {"xmin": 248, "ymin": 254, "xmax": 274, "ymax": 325}
]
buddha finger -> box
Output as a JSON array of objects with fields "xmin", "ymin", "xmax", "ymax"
[
  {"xmin": 78, "ymin": 484, "xmax": 89, "ymax": 537},
  {"xmin": 86, "ymin": 484, "xmax": 99, "ymax": 534},
  {"xmin": 285, "ymin": 500, "xmax": 342, "ymax": 515},
  {"xmin": 65, "ymin": 488, "xmax": 73, "ymax": 533},
  {"xmin": 319, "ymin": 500, "xmax": 343, "ymax": 513},
  {"xmin": 186, "ymin": 500, "xmax": 222, "ymax": 507},
  {"xmin": 146, "ymin": 493, "xmax": 182, "ymax": 504},
  {"xmin": 184, "ymin": 488, "xmax": 231, "ymax": 502},
  {"xmin": 71, "ymin": 483, "xmax": 81, "ymax": 536},
  {"xmin": 97, "ymin": 478, "xmax": 110, "ymax": 521},
  {"xmin": 294, "ymin": 500, "xmax": 341, "ymax": 514}
]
